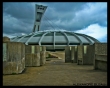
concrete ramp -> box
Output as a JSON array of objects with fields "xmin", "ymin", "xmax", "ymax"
[{"xmin": 47, "ymin": 51, "xmax": 65, "ymax": 60}]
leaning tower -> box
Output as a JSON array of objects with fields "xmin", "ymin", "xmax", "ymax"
[{"xmin": 32, "ymin": 4, "xmax": 47, "ymax": 32}]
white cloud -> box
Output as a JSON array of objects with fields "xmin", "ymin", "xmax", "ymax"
[
  {"xmin": 75, "ymin": 23, "xmax": 107, "ymax": 42},
  {"xmin": 21, "ymin": 33, "xmax": 26, "ymax": 35}
]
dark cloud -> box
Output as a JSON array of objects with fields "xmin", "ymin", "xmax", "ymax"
[
  {"xmin": 42, "ymin": 2, "xmax": 87, "ymax": 24},
  {"xmin": 41, "ymin": 2, "xmax": 107, "ymax": 31},
  {"xmin": 3, "ymin": 2, "xmax": 34, "ymax": 20}
]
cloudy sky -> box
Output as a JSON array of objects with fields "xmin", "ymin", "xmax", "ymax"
[{"xmin": 3, "ymin": 2, "xmax": 107, "ymax": 42}]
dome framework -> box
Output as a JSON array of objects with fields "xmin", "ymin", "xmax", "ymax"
[{"xmin": 11, "ymin": 30, "xmax": 100, "ymax": 50}]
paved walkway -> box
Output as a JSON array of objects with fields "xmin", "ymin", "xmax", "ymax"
[{"xmin": 3, "ymin": 58, "xmax": 107, "ymax": 86}]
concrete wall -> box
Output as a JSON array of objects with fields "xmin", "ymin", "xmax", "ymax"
[
  {"xmin": 3, "ymin": 42, "xmax": 25, "ymax": 75},
  {"xmin": 95, "ymin": 43, "xmax": 107, "ymax": 55},
  {"xmin": 65, "ymin": 46, "xmax": 71, "ymax": 63},
  {"xmin": 94, "ymin": 43, "xmax": 107, "ymax": 71}
]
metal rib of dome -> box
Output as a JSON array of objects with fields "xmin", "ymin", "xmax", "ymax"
[{"xmin": 10, "ymin": 30, "xmax": 100, "ymax": 50}]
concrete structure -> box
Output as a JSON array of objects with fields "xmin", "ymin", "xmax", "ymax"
[
  {"xmin": 11, "ymin": 31, "xmax": 100, "ymax": 51},
  {"xmin": 3, "ymin": 36, "xmax": 10, "ymax": 42},
  {"xmin": 75, "ymin": 46, "xmax": 78, "ymax": 63},
  {"xmin": 33, "ymin": 4, "xmax": 47, "ymax": 32},
  {"xmin": 94, "ymin": 43, "xmax": 107, "ymax": 71},
  {"xmin": 83, "ymin": 45, "xmax": 94, "ymax": 65},
  {"xmin": 25, "ymin": 45, "xmax": 40, "ymax": 66},
  {"xmin": 71, "ymin": 46, "xmax": 77, "ymax": 63},
  {"xmin": 77, "ymin": 45, "xmax": 84, "ymax": 65},
  {"xmin": 70, "ymin": 46, "xmax": 77, "ymax": 63},
  {"xmin": 77, "ymin": 45, "xmax": 95, "ymax": 65},
  {"xmin": 3, "ymin": 37, "xmax": 25, "ymax": 74},
  {"xmin": 65, "ymin": 46, "xmax": 71, "ymax": 63},
  {"xmin": 40, "ymin": 46, "xmax": 46, "ymax": 65}
]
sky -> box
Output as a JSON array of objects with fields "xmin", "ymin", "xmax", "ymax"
[{"xmin": 3, "ymin": 2, "xmax": 107, "ymax": 42}]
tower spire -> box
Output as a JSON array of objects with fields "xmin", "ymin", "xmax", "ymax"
[{"xmin": 32, "ymin": 4, "xmax": 47, "ymax": 32}]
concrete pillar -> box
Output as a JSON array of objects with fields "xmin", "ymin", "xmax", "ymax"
[
  {"xmin": 75, "ymin": 46, "xmax": 78, "ymax": 63},
  {"xmin": 83, "ymin": 45, "xmax": 87, "ymax": 65},
  {"xmin": 40, "ymin": 46, "xmax": 46, "ymax": 66},
  {"xmin": 25, "ymin": 53, "xmax": 32, "ymax": 66},
  {"xmin": 3, "ymin": 36, "xmax": 10, "ymax": 43},
  {"xmin": 34, "ymin": 45, "xmax": 40, "ymax": 66},
  {"xmin": 71, "ymin": 46, "xmax": 77, "ymax": 63},
  {"xmin": 94, "ymin": 43, "xmax": 107, "ymax": 71},
  {"xmin": 65, "ymin": 46, "xmax": 71, "ymax": 63},
  {"xmin": 77, "ymin": 45, "xmax": 95, "ymax": 65},
  {"xmin": 25, "ymin": 45, "xmax": 40, "ymax": 67},
  {"xmin": 77, "ymin": 45, "xmax": 84, "ymax": 65},
  {"xmin": 25, "ymin": 45, "xmax": 32, "ymax": 66},
  {"xmin": 3, "ymin": 42, "xmax": 25, "ymax": 75},
  {"xmin": 3, "ymin": 62, "xmax": 12, "ymax": 74},
  {"xmin": 33, "ymin": 53, "xmax": 40, "ymax": 66},
  {"xmin": 21, "ymin": 43, "xmax": 25, "ymax": 71},
  {"xmin": 83, "ymin": 45, "xmax": 94, "ymax": 65}
]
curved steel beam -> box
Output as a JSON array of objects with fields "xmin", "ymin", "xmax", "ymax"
[
  {"xmin": 25, "ymin": 32, "xmax": 41, "ymax": 45},
  {"xmin": 39, "ymin": 32, "xmax": 50, "ymax": 46},
  {"xmin": 66, "ymin": 32, "xmax": 83, "ymax": 45},
  {"xmin": 82, "ymin": 34, "xmax": 93, "ymax": 45},
  {"xmin": 17, "ymin": 35, "xmax": 28, "ymax": 42},
  {"xmin": 11, "ymin": 36, "xmax": 19, "ymax": 42},
  {"xmin": 60, "ymin": 31, "xmax": 70, "ymax": 45},
  {"xmin": 84, "ymin": 34, "xmax": 100, "ymax": 43}
]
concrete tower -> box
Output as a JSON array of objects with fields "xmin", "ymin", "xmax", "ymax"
[{"xmin": 32, "ymin": 4, "xmax": 47, "ymax": 32}]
